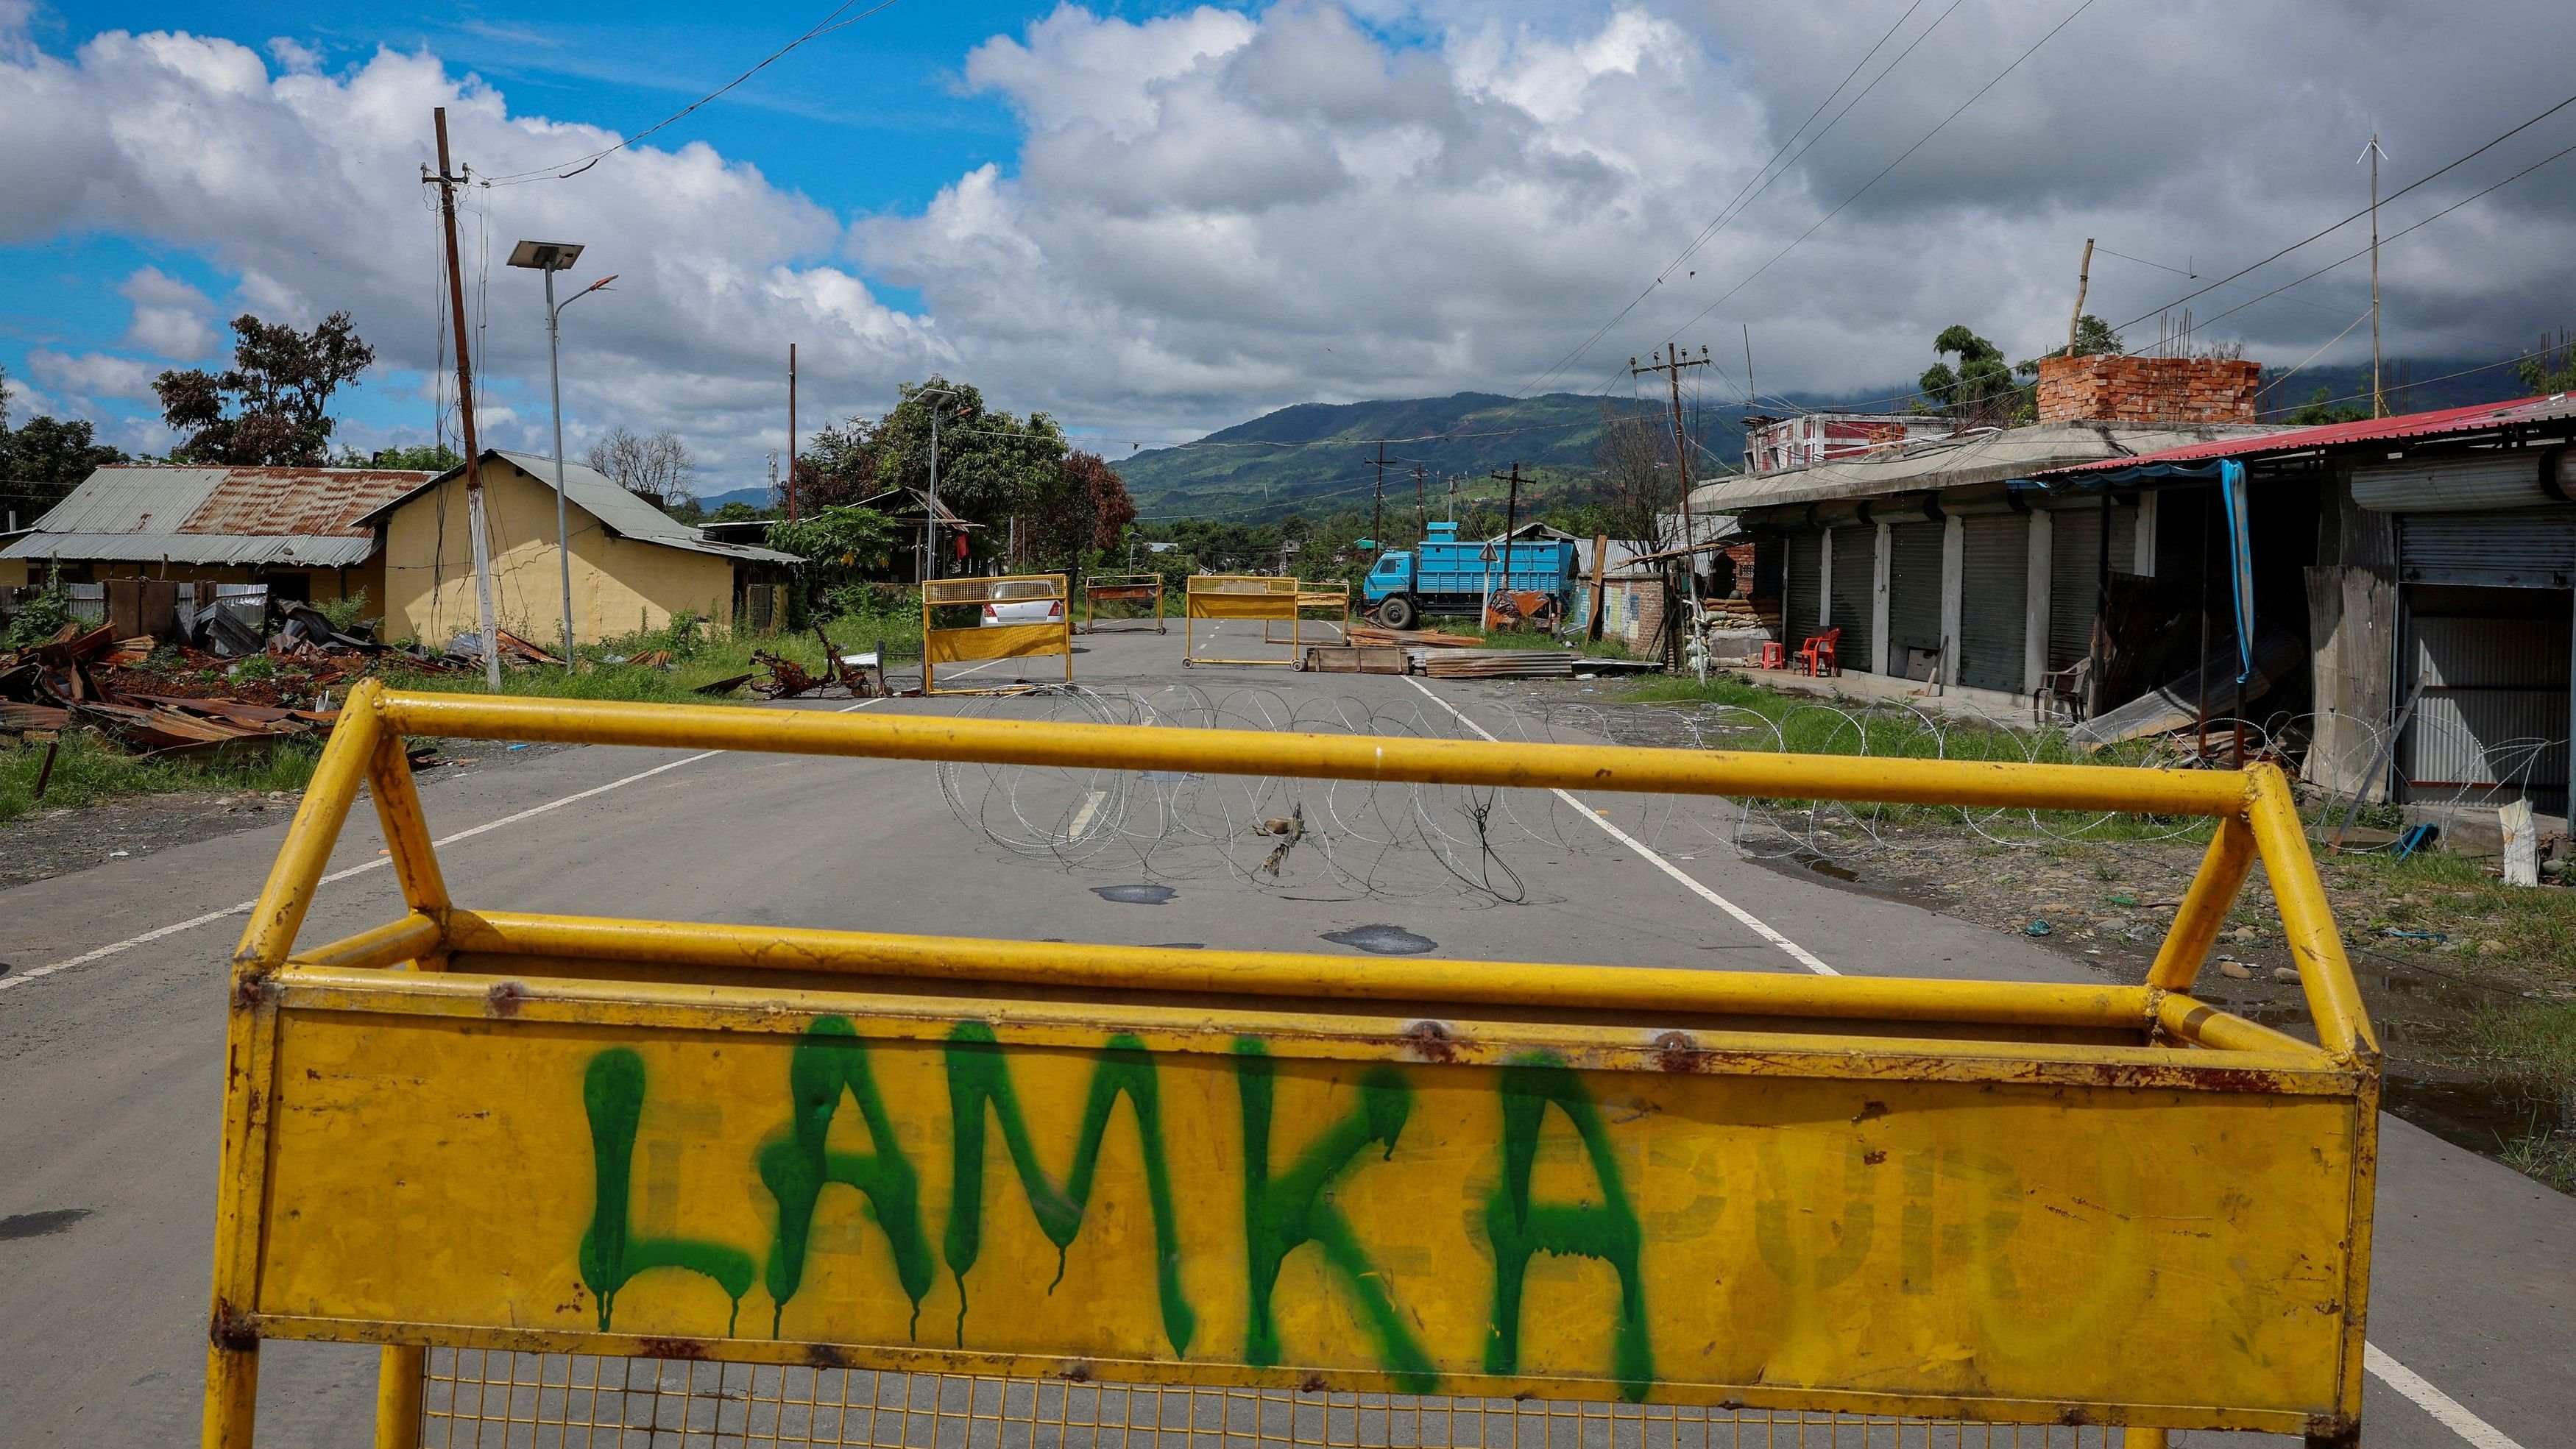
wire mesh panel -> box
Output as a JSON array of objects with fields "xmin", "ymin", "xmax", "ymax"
[{"xmin": 419, "ymin": 1353, "xmax": 2134, "ymax": 1449}]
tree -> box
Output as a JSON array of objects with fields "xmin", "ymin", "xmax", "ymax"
[
  {"xmin": 2514, "ymin": 332, "xmax": 2576, "ymax": 395},
  {"xmin": 871, "ymin": 377, "xmax": 1067, "ymax": 534},
  {"xmin": 2016, "ymin": 315, "xmax": 2123, "ymax": 378},
  {"xmin": 587, "ymin": 426, "xmax": 696, "ymax": 508},
  {"xmin": 2284, "ymin": 386, "xmax": 2369, "ymax": 426},
  {"xmin": 1591, "ymin": 405, "xmax": 1676, "ymax": 554},
  {"xmin": 1, "ymin": 365, "xmax": 129, "ymax": 518},
  {"xmin": 155, "ymin": 311, "xmax": 376, "ymax": 464},
  {"xmin": 1917, "ymin": 325, "xmax": 2020, "ymax": 425},
  {"xmin": 767, "ymin": 504, "xmax": 899, "ymax": 583},
  {"xmin": 369, "ymin": 443, "xmax": 464, "ymax": 471},
  {"xmin": 1021, "ymin": 450, "xmax": 1136, "ymax": 569}
]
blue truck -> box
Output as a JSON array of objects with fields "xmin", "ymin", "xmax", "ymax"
[{"xmin": 1361, "ymin": 522, "xmax": 1580, "ymax": 629}]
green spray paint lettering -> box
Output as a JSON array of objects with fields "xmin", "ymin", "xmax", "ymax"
[
  {"xmin": 942, "ymin": 1023, "xmax": 1196, "ymax": 1354},
  {"xmin": 1233, "ymin": 1040, "xmax": 1437, "ymax": 1394},
  {"xmin": 579, "ymin": 1048, "xmax": 758, "ymax": 1333},
  {"xmin": 757, "ymin": 1016, "xmax": 936, "ymax": 1339},
  {"xmin": 1481, "ymin": 1054, "xmax": 1652, "ymax": 1401}
]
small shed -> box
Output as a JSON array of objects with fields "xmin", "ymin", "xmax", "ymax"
[
  {"xmin": 0, "ymin": 464, "xmax": 431, "ymax": 604},
  {"xmin": 358, "ymin": 451, "xmax": 799, "ymax": 646}
]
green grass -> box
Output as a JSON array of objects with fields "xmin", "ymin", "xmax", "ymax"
[
  {"xmin": 2464, "ymin": 999, "xmax": 2576, "ymax": 1082},
  {"xmin": 0, "ymin": 731, "xmax": 322, "ymax": 826}
]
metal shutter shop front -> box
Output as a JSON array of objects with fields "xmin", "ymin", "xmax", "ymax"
[
  {"xmin": 1956, "ymin": 513, "xmax": 2028, "ymax": 693},
  {"xmin": 1829, "ymin": 525, "xmax": 1876, "ymax": 670},
  {"xmin": 1884, "ymin": 520, "xmax": 1945, "ymax": 679},
  {"xmin": 2397, "ymin": 511, "xmax": 2576, "ymax": 588},
  {"xmin": 1784, "ymin": 528, "xmax": 1823, "ymax": 642},
  {"xmin": 2048, "ymin": 506, "xmax": 2105, "ymax": 673},
  {"xmin": 2402, "ymin": 606, "xmax": 2572, "ymax": 815}
]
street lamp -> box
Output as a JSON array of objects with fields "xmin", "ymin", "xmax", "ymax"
[{"xmin": 507, "ymin": 239, "xmax": 615, "ymax": 667}]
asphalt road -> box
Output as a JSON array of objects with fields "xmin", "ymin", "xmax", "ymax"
[{"xmin": 1, "ymin": 626, "xmax": 2566, "ymax": 1446}]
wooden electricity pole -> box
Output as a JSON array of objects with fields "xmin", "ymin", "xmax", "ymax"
[
  {"xmin": 1413, "ymin": 461, "xmax": 1427, "ymax": 543},
  {"xmin": 1633, "ymin": 345, "xmax": 1711, "ymax": 668},
  {"xmin": 2362, "ymin": 135, "xmax": 2388, "ymax": 417},
  {"xmin": 2067, "ymin": 238, "xmax": 2095, "ymax": 355},
  {"xmin": 1488, "ymin": 462, "xmax": 1524, "ymax": 629},
  {"xmin": 428, "ymin": 107, "xmax": 501, "ymax": 688},
  {"xmin": 1370, "ymin": 441, "xmax": 1386, "ymax": 560},
  {"xmin": 787, "ymin": 343, "xmax": 799, "ymax": 521}
]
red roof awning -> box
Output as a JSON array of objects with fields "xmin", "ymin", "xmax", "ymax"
[{"xmin": 2048, "ymin": 393, "xmax": 2575, "ymax": 475}]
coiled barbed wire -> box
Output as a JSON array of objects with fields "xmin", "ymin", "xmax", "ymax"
[{"xmin": 931, "ymin": 681, "xmax": 2565, "ymax": 904}]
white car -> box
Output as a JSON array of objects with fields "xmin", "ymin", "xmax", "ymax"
[{"xmin": 982, "ymin": 598, "xmax": 1064, "ymax": 626}]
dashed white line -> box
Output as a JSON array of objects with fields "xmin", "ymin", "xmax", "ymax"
[
  {"xmin": 0, "ymin": 696, "xmax": 886, "ymax": 994},
  {"xmin": 1401, "ymin": 674, "xmax": 1836, "ymax": 974}
]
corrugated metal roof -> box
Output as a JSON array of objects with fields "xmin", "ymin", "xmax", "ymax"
[
  {"xmin": 2, "ymin": 464, "xmax": 432, "ymax": 566},
  {"xmin": 1688, "ymin": 422, "xmax": 2287, "ymax": 512},
  {"xmin": 0, "ymin": 531, "xmax": 377, "ymax": 567},
  {"xmin": 2047, "ymin": 393, "xmax": 2576, "ymax": 475},
  {"xmin": 354, "ymin": 453, "xmax": 802, "ymax": 564}
]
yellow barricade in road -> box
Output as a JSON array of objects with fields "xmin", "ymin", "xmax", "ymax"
[
  {"xmin": 205, "ymin": 685, "xmax": 2378, "ymax": 1448},
  {"xmin": 1184, "ymin": 575, "xmax": 1304, "ymax": 665},
  {"xmin": 1080, "ymin": 571, "xmax": 1166, "ymax": 634},
  {"xmin": 921, "ymin": 574, "xmax": 1072, "ymax": 694},
  {"xmin": 1262, "ymin": 580, "xmax": 1351, "ymax": 645}
]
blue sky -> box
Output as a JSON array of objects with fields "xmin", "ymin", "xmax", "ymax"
[{"xmin": 7, "ymin": 0, "xmax": 2576, "ymax": 495}]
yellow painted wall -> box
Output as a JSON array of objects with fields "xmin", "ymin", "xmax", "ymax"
[
  {"xmin": 0, "ymin": 559, "xmax": 375, "ymax": 603},
  {"xmin": 0, "ymin": 559, "xmax": 27, "ymax": 588},
  {"xmin": 381, "ymin": 458, "xmax": 736, "ymax": 646}
]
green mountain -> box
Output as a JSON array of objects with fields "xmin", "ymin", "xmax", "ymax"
[{"xmin": 1114, "ymin": 392, "xmax": 1728, "ymax": 523}]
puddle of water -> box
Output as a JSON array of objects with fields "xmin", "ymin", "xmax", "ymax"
[
  {"xmin": 0, "ymin": 1208, "xmax": 91, "ymax": 1241},
  {"xmin": 1322, "ymin": 924, "xmax": 1438, "ymax": 955},
  {"xmin": 2388, "ymin": 1075, "xmax": 2573, "ymax": 1156},
  {"xmin": 1093, "ymin": 884, "xmax": 1177, "ymax": 906},
  {"xmin": 1788, "ymin": 851, "xmax": 1859, "ymax": 882}
]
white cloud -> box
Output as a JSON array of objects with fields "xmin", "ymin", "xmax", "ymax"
[
  {"xmin": 118, "ymin": 264, "xmax": 218, "ymax": 358},
  {"xmin": 7, "ymin": 1, "xmax": 2576, "ymax": 486},
  {"xmin": 28, "ymin": 347, "xmax": 163, "ymax": 400}
]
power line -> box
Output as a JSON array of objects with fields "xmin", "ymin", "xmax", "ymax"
[
  {"xmin": 1660, "ymin": 0, "xmax": 2101, "ymax": 347},
  {"xmin": 2106, "ymin": 86, "xmax": 2576, "ymax": 333},
  {"xmin": 482, "ymin": 0, "xmax": 907, "ymax": 185},
  {"xmin": 1517, "ymin": 0, "xmax": 1950, "ymax": 398}
]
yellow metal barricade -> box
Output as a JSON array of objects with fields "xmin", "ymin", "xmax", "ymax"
[
  {"xmin": 1082, "ymin": 572, "xmax": 1167, "ymax": 634},
  {"xmin": 1262, "ymin": 581, "xmax": 1351, "ymax": 645},
  {"xmin": 921, "ymin": 574, "xmax": 1073, "ymax": 694},
  {"xmin": 1184, "ymin": 575, "xmax": 1304, "ymax": 665},
  {"xmin": 207, "ymin": 684, "xmax": 2377, "ymax": 1448}
]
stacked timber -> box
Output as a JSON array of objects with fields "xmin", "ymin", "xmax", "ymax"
[{"xmin": 1417, "ymin": 650, "xmax": 1578, "ymax": 679}]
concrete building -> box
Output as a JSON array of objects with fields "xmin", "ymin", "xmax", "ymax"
[
  {"xmin": 1691, "ymin": 356, "xmax": 2287, "ymax": 712},
  {"xmin": 2029, "ymin": 394, "xmax": 2576, "ymax": 820},
  {"xmin": 0, "ymin": 464, "xmax": 431, "ymax": 602},
  {"xmin": 356, "ymin": 451, "xmax": 799, "ymax": 646}
]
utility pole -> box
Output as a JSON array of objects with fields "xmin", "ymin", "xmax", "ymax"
[
  {"xmin": 427, "ymin": 107, "xmax": 501, "ymax": 689},
  {"xmin": 1742, "ymin": 324, "xmax": 1757, "ymax": 405},
  {"xmin": 2360, "ymin": 135, "xmax": 2388, "ymax": 417},
  {"xmin": 1633, "ymin": 345, "xmax": 1711, "ymax": 669},
  {"xmin": 1488, "ymin": 462, "xmax": 1524, "ymax": 628},
  {"xmin": 1370, "ymin": 441, "xmax": 1386, "ymax": 561},
  {"xmin": 787, "ymin": 343, "xmax": 799, "ymax": 521},
  {"xmin": 2067, "ymin": 238, "xmax": 2095, "ymax": 355},
  {"xmin": 1413, "ymin": 461, "xmax": 1427, "ymax": 544}
]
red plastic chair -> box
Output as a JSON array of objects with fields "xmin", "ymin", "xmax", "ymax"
[
  {"xmin": 1758, "ymin": 641, "xmax": 1786, "ymax": 670},
  {"xmin": 1795, "ymin": 626, "xmax": 1841, "ymax": 676}
]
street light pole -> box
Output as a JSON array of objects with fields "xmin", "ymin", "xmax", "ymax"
[{"xmin": 509, "ymin": 240, "xmax": 614, "ymax": 667}]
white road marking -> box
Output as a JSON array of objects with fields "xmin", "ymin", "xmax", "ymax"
[
  {"xmin": 1401, "ymin": 675, "xmax": 1837, "ymax": 974},
  {"xmin": 1405, "ymin": 678, "xmax": 2523, "ymax": 1449},
  {"xmin": 0, "ymin": 697, "xmax": 888, "ymax": 994},
  {"xmin": 2368, "ymin": 1344, "xmax": 2527, "ymax": 1448}
]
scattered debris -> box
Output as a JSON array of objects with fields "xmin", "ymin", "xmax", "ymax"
[
  {"xmin": 750, "ymin": 650, "xmax": 819, "ymax": 698},
  {"xmin": 1418, "ymin": 649, "xmax": 1578, "ymax": 679},
  {"xmin": 2024, "ymin": 919, "xmax": 2052, "ymax": 937}
]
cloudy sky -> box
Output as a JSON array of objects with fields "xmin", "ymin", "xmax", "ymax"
[{"xmin": 4, "ymin": 0, "xmax": 2575, "ymax": 493}]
